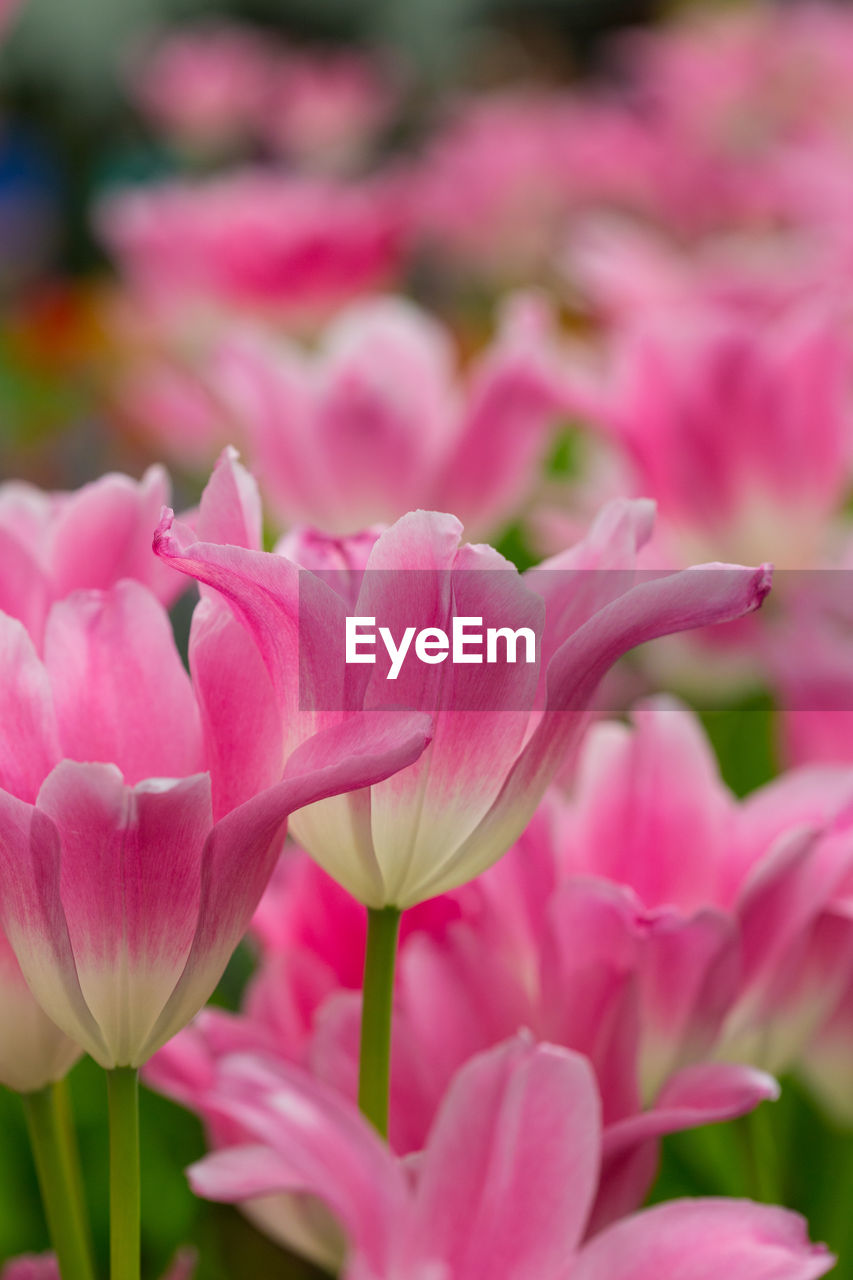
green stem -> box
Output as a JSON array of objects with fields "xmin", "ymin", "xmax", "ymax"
[
  {"xmin": 22, "ymin": 1083, "xmax": 96, "ymax": 1280},
  {"xmin": 737, "ymin": 1103, "xmax": 782, "ymax": 1204},
  {"xmin": 107, "ymin": 1066, "xmax": 141, "ymax": 1280},
  {"xmin": 358, "ymin": 906, "xmax": 401, "ymax": 1137},
  {"xmin": 54, "ymin": 1077, "xmax": 95, "ymax": 1264}
]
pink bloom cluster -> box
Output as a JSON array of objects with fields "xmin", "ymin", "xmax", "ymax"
[
  {"xmin": 9, "ymin": 5, "xmax": 853, "ymax": 1274},
  {"xmin": 147, "ymin": 693, "xmax": 853, "ymax": 1262},
  {"xmin": 186, "ymin": 1038, "xmax": 830, "ymax": 1280},
  {"xmin": 128, "ymin": 22, "xmax": 400, "ymax": 169},
  {"xmin": 119, "ymin": 294, "xmax": 569, "ymax": 535}
]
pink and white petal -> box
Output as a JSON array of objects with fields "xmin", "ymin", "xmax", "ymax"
[
  {"xmin": 436, "ymin": 563, "xmax": 772, "ymax": 890},
  {"xmin": 572, "ymin": 1200, "xmax": 833, "ymax": 1280},
  {"xmin": 361, "ymin": 535, "xmax": 544, "ymax": 905},
  {"xmin": 38, "ymin": 761, "xmax": 213, "ymax": 1067},
  {"xmin": 189, "ymin": 1055, "xmax": 406, "ymax": 1275},
  {"xmin": 526, "ymin": 498, "xmax": 656, "ymax": 678},
  {"xmin": 0, "ymin": 613, "xmax": 60, "ymax": 802},
  {"xmin": 603, "ymin": 1062, "xmax": 780, "ymax": 1165},
  {"xmin": 0, "ymin": 928, "xmax": 82, "ymax": 1093},
  {"xmin": 0, "ymin": 787, "xmax": 108, "ymax": 1062},
  {"xmin": 409, "ymin": 1038, "xmax": 601, "ymax": 1280},
  {"xmin": 43, "ymin": 580, "xmax": 204, "ymax": 784},
  {"xmin": 738, "ymin": 765, "xmax": 853, "ymax": 886},
  {"xmin": 590, "ymin": 1060, "xmax": 781, "ymax": 1234},
  {"xmin": 145, "ymin": 711, "xmax": 432, "ymax": 1053},
  {"xmin": 639, "ymin": 908, "xmax": 739, "ymax": 1099}
]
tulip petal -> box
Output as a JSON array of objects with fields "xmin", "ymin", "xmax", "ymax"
[
  {"xmin": 572, "ymin": 1200, "xmax": 833, "ymax": 1280},
  {"xmin": 0, "ymin": 613, "xmax": 60, "ymax": 802},
  {"xmin": 410, "ymin": 1038, "xmax": 601, "ymax": 1280},
  {"xmin": 0, "ymin": 787, "xmax": 109, "ymax": 1062},
  {"xmin": 435, "ymin": 563, "xmax": 772, "ymax": 894},
  {"xmin": 37, "ymin": 761, "xmax": 213, "ymax": 1066},
  {"xmin": 188, "ymin": 1055, "xmax": 405, "ymax": 1275},
  {"xmin": 146, "ymin": 710, "xmax": 432, "ymax": 1056},
  {"xmin": 43, "ymin": 580, "xmax": 204, "ymax": 785}
]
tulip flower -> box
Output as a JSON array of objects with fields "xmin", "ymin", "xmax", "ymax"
[
  {"xmin": 0, "ymin": 582, "xmax": 431, "ymax": 1069},
  {"xmin": 155, "ymin": 447, "xmax": 771, "ymax": 1137},
  {"xmin": 126, "ymin": 22, "xmax": 276, "ymax": 156},
  {"xmin": 186, "ymin": 1037, "xmax": 833, "ymax": 1280},
  {"xmin": 0, "ymin": 466, "xmax": 182, "ymax": 650},
  {"xmin": 97, "ymin": 170, "xmax": 410, "ymax": 326},
  {"xmin": 562, "ymin": 303, "xmax": 852, "ymax": 571},
  {"xmin": 155, "ymin": 448, "xmax": 772, "ymax": 912},
  {"xmin": 203, "ymin": 291, "xmax": 568, "ymax": 536},
  {"xmin": 148, "ymin": 826, "xmax": 777, "ymax": 1239},
  {"xmin": 0, "ymin": 575, "xmax": 430, "ymax": 1280},
  {"xmin": 0, "ymin": 929, "xmax": 81, "ymax": 1095}
]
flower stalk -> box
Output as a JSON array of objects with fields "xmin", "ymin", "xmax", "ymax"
[
  {"xmin": 107, "ymin": 1066, "xmax": 141, "ymax": 1280},
  {"xmin": 22, "ymin": 1082, "xmax": 96, "ymax": 1280},
  {"xmin": 358, "ymin": 906, "xmax": 402, "ymax": 1137}
]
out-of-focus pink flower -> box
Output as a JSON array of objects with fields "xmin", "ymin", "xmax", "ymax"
[
  {"xmin": 1, "ymin": 1250, "xmax": 196, "ymax": 1280},
  {"xmin": 154, "ymin": 449, "xmax": 771, "ymax": 907},
  {"xmin": 184, "ymin": 1038, "xmax": 832, "ymax": 1280},
  {"xmin": 619, "ymin": 3, "xmax": 853, "ymax": 161},
  {"xmin": 0, "ymin": 1257, "xmax": 59, "ymax": 1280},
  {"xmin": 127, "ymin": 21, "xmax": 400, "ymax": 170},
  {"xmin": 127, "ymin": 23, "xmax": 275, "ymax": 155},
  {"xmin": 97, "ymin": 170, "xmax": 411, "ymax": 327},
  {"xmin": 766, "ymin": 559, "xmax": 853, "ymax": 768},
  {"xmin": 0, "ymin": 0, "xmax": 21, "ymax": 40},
  {"xmin": 0, "ymin": 576, "xmax": 432, "ymax": 1067},
  {"xmin": 0, "ymin": 927, "xmax": 81, "ymax": 1093},
  {"xmin": 0, "ymin": 466, "xmax": 183, "ymax": 649},
  {"xmin": 195, "ymin": 292, "xmax": 569, "ymax": 535},
  {"xmin": 562, "ymin": 302, "xmax": 853, "ymax": 571},
  {"xmin": 261, "ymin": 48, "xmax": 402, "ymax": 172},
  {"xmin": 415, "ymin": 90, "xmax": 658, "ymax": 285},
  {"xmin": 564, "ymin": 216, "xmax": 839, "ymax": 327},
  {"xmin": 562, "ymin": 699, "xmax": 853, "ymax": 1076}
]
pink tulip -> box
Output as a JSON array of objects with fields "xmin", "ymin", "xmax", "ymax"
[
  {"xmin": 563, "ymin": 301, "xmax": 852, "ymax": 572},
  {"xmin": 127, "ymin": 22, "xmax": 275, "ymax": 154},
  {"xmin": 97, "ymin": 169, "xmax": 410, "ymax": 327},
  {"xmin": 0, "ymin": 580, "xmax": 432, "ymax": 1067},
  {"xmin": 260, "ymin": 47, "xmax": 402, "ymax": 171},
  {"xmin": 186, "ymin": 1037, "xmax": 832, "ymax": 1280},
  {"xmin": 150, "ymin": 699, "xmax": 853, "ymax": 1232},
  {"xmin": 127, "ymin": 21, "xmax": 399, "ymax": 170},
  {"xmin": 154, "ymin": 448, "xmax": 771, "ymax": 908},
  {"xmin": 149, "ymin": 817, "xmax": 776, "ymax": 1236},
  {"xmin": 415, "ymin": 89, "xmax": 659, "ymax": 285},
  {"xmin": 0, "ymin": 928, "xmax": 81, "ymax": 1093},
  {"xmin": 564, "ymin": 698, "xmax": 853, "ymax": 1076},
  {"xmin": 201, "ymin": 293, "xmax": 568, "ymax": 536},
  {"xmin": 0, "ymin": 466, "xmax": 182, "ymax": 650}
]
